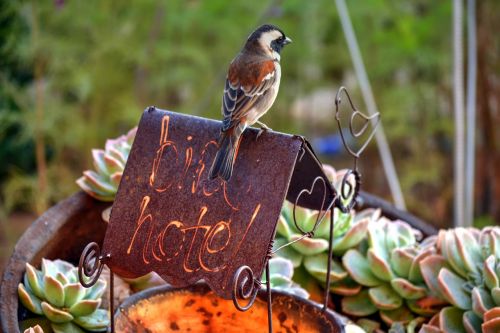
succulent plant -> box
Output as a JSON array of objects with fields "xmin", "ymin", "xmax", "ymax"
[
  {"xmin": 273, "ymin": 167, "xmax": 376, "ymax": 296},
  {"xmin": 77, "ymin": 127, "xmax": 137, "ymax": 202},
  {"xmin": 24, "ymin": 326, "xmax": 44, "ymax": 333},
  {"xmin": 340, "ymin": 217, "xmax": 445, "ymax": 329},
  {"xmin": 265, "ymin": 257, "xmax": 310, "ymax": 299},
  {"xmin": 419, "ymin": 227, "xmax": 500, "ymax": 333},
  {"xmin": 18, "ymin": 259, "xmax": 109, "ymax": 333}
]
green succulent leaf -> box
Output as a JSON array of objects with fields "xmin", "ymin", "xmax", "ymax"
[
  {"xmin": 390, "ymin": 248, "xmax": 414, "ymax": 278},
  {"xmin": 44, "ymin": 276, "xmax": 65, "ymax": 308},
  {"xmin": 329, "ymin": 277, "xmax": 362, "ymax": 296},
  {"xmin": 343, "ymin": 249, "xmax": 382, "ymax": 287},
  {"xmin": 484, "ymin": 255, "xmax": 499, "ymax": 290},
  {"xmin": 82, "ymin": 171, "xmax": 116, "ymax": 194},
  {"xmin": 441, "ymin": 231, "xmax": 469, "ymax": 278},
  {"xmin": 420, "ymin": 255, "xmax": 449, "ymax": 300},
  {"xmin": 367, "ymin": 249, "xmax": 394, "ymax": 281},
  {"xmin": 463, "ymin": 310, "xmax": 483, "ymax": 333},
  {"xmin": 332, "ymin": 216, "xmax": 370, "ymax": 256},
  {"xmin": 471, "ymin": 287, "xmax": 494, "ymax": 317},
  {"xmin": 368, "ymin": 284, "xmax": 403, "ymax": 310},
  {"xmin": 64, "ymin": 283, "xmax": 86, "ymax": 308},
  {"xmin": 390, "ymin": 278, "xmax": 427, "ymax": 300},
  {"xmin": 341, "ymin": 289, "xmax": 378, "ymax": 317},
  {"xmin": 437, "ymin": 268, "xmax": 471, "ymax": 310},
  {"xmin": 272, "ymin": 238, "xmax": 303, "ymax": 268},
  {"xmin": 276, "ymin": 215, "xmax": 293, "ymax": 239},
  {"xmin": 41, "ymin": 302, "xmax": 73, "ymax": 323},
  {"xmin": 289, "ymin": 234, "xmax": 329, "ymax": 255},
  {"xmin": 408, "ymin": 248, "xmax": 433, "ymax": 283},
  {"xmin": 379, "ymin": 306, "xmax": 414, "ymax": 326},
  {"xmin": 85, "ymin": 279, "xmax": 106, "ymax": 300},
  {"xmin": 439, "ymin": 306, "xmax": 466, "ymax": 333},
  {"xmin": 455, "ymin": 228, "xmax": 482, "ymax": 276},
  {"xmin": 355, "ymin": 318, "xmax": 381, "ymax": 333},
  {"xmin": 69, "ymin": 299, "xmax": 101, "ymax": 317},
  {"xmin": 26, "ymin": 263, "xmax": 45, "ymax": 299},
  {"xmin": 304, "ymin": 253, "xmax": 347, "ymax": 283},
  {"xmin": 492, "ymin": 287, "xmax": 500, "ymax": 306},
  {"xmin": 73, "ymin": 308, "xmax": 109, "ymax": 331},
  {"xmin": 52, "ymin": 322, "xmax": 86, "ymax": 333},
  {"xmin": 18, "ymin": 283, "xmax": 43, "ymax": 315},
  {"xmin": 268, "ymin": 257, "xmax": 293, "ymax": 279}
]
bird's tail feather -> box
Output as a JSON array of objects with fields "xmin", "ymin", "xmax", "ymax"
[{"xmin": 208, "ymin": 126, "xmax": 244, "ymax": 181}]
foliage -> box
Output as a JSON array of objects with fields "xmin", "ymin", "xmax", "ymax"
[
  {"xmin": 76, "ymin": 127, "xmax": 136, "ymax": 201},
  {"xmin": 265, "ymin": 257, "xmax": 310, "ymax": 299},
  {"xmin": 419, "ymin": 227, "xmax": 500, "ymax": 333},
  {"xmin": 18, "ymin": 259, "xmax": 109, "ymax": 333}
]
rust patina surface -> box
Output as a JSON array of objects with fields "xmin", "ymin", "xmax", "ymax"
[{"xmin": 102, "ymin": 107, "xmax": 335, "ymax": 299}]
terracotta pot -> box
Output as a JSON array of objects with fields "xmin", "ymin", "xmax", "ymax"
[
  {"xmin": 115, "ymin": 283, "xmax": 346, "ymax": 333},
  {"xmin": 0, "ymin": 191, "xmax": 435, "ymax": 333}
]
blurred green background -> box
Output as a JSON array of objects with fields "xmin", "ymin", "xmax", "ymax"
[{"xmin": 1, "ymin": 0, "xmax": 499, "ymax": 270}]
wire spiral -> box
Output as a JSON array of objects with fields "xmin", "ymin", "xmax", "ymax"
[
  {"xmin": 78, "ymin": 242, "xmax": 105, "ymax": 288},
  {"xmin": 231, "ymin": 265, "xmax": 260, "ymax": 311},
  {"xmin": 336, "ymin": 169, "xmax": 361, "ymax": 213}
]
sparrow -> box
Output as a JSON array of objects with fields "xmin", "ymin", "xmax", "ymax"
[{"xmin": 208, "ymin": 24, "xmax": 292, "ymax": 181}]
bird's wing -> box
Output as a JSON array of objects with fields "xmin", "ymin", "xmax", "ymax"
[{"xmin": 221, "ymin": 59, "xmax": 276, "ymax": 131}]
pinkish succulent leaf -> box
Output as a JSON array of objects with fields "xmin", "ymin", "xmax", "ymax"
[
  {"xmin": 390, "ymin": 278, "xmax": 427, "ymax": 300},
  {"xmin": 420, "ymin": 255, "xmax": 450, "ymax": 300},
  {"xmin": 408, "ymin": 248, "xmax": 434, "ymax": 283},
  {"xmin": 454, "ymin": 228, "xmax": 482, "ymax": 276},
  {"xmin": 343, "ymin": 249, "xmax": 383, "ymax": 287},
  {"xmin": 91, "ymin": 150, "xmax": 108, "ymax": 175},
  {"xmin": 367, "ymin": 249, "xmax": 394, "ymax": 282},
  {"xmin": 289, "ymin": 234, "xmax": 329, "ymax": 255},
  {"xmin": 441, "ymin": 231, "xmax": 468, "ymax": 278},
  {"xmin": 407, "ymin": 296, "xmax": 447, "ymax": 317},
  {"xmin": 471, "ymin": 287, "xmax": 494, "ymax": 316},
  {"xmin": 438, "ymin": 268, "xmax": 471, "ymax": 310},
  {"xmin": 329, "ymin": 277, "xmax": 362, "ymax": 296}
]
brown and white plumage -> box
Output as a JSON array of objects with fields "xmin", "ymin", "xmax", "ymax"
[{"xmin": 209, "ymin": 24, "xmax": 292, "ymax": 181}]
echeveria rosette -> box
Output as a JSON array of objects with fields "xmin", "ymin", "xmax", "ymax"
[
  {"xmin": 18, "ymin": 259, "xmax": 109, "ymax": 333},
  {"xmin": 341, "ymin": 218, "xmax": 440, "ymax": 328},
  {"xmin": 76, "ymin": 127, "xmax": 137, "ymax": 202},
  {"xmin": 265, "ymin": 257, "xmax": 310, "ymax": 299},
  {"xmin": 419, "ymin": 227, "xmax": 500, "ymax": 333}
]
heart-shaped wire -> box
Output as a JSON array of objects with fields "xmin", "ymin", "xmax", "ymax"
[
  {"xmin": 335, "ymin": 86, "xmax": 380, "ymax": 164},
  {"xmin": 292, "ymin": 176, "xmax": 328, "ymax": 236}
]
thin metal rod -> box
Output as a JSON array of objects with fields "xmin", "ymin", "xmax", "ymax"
[
  {"xmin": 322, "ymin": 205, "xmax": 335, "ymax": 311},
  {"xmin": 453, "ymin": 0, "xmax": 466, "ymax": 227},
  {"xmin": 334, "ymin": 0, "xmax": 406, "ymax": 210},
  {"xmin": 110, "ymin": 270, "xmax": 115, "ymax": 333},
  {"xmin": 266, "ymin": 260, "xmax": 273, "ymax": 333},
  {"xmin": 464, "ymin": 0, "xmax": 476, "ymax": 227}
]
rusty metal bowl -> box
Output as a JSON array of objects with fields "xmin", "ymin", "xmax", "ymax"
[{"xmin": 115, "ymin": 283, "xmax": 346, "ymax": 333}]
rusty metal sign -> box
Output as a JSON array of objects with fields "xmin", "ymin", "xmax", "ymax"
[{"xmin": 98, "ymin": 107, "xmax": 334, "ymax": 300}]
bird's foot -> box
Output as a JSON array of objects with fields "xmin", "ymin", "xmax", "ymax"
[
  {"xmin": 256, "ymin": 127, "xmax": 269, "ymax": 141},
  {"xmin": 255, "ymin": 121, "xmax": 272, "ymax": 141},
  {"xmin": 256, "ymin": 121, "xmax": 272, "ymax": 131}
]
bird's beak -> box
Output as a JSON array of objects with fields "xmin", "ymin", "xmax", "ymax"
[{"xmin": 283, "ymin": 37, "xmax": 292, "ymax": 45}]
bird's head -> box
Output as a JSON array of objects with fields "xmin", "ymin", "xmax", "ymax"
[{"xmin": 245, "ymin": 24, "xmax": 292, "ymax": 60}]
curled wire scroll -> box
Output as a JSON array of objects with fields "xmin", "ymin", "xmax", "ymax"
[{"xmin": 78, "ymin": 242, "xmax": 106, "ymax": 288}]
